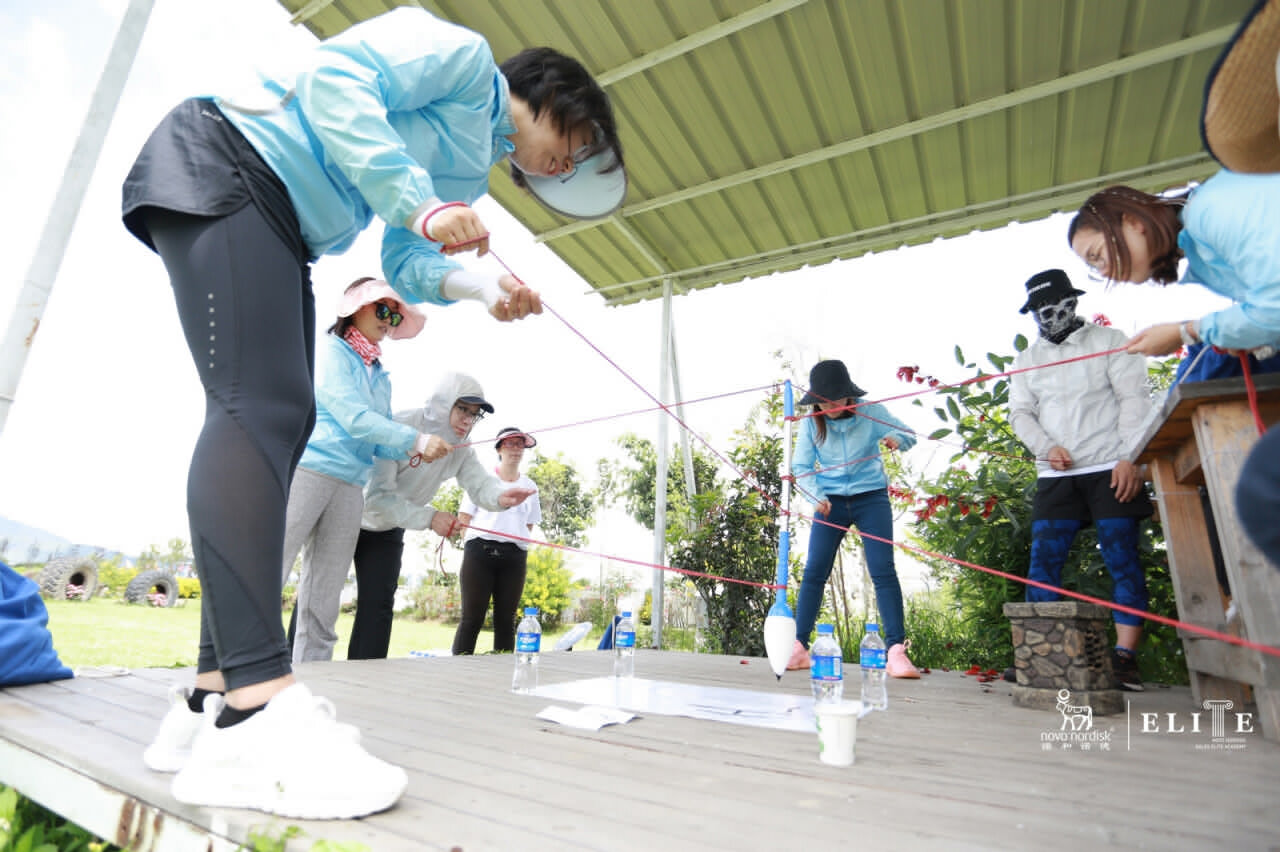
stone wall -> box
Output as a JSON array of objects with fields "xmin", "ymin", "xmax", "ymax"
[{"xmin": 1003, "ymin": 601, "xmax": 1123, "ymax": 715}]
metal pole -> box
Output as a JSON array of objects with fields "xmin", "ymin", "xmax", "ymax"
[
  {"xmin": 0, "ymin": 0, "xmax": 156, "ymax": 435},
  {"xmin": 651, "ymin": 278, "xmax": 673, "ymax": 648}
]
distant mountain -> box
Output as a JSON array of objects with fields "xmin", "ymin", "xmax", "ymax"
[{"xmin": 0, "ymin": 515, "xmax": 131, "ymax": 565}]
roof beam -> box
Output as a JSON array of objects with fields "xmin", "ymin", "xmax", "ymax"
[
  {"xmin": 593, "ymin": 154, "xmax": 1217, "ymax": 302},
  {"xmin": 543, "ymin": 23, "xmax": 1236, "ymax": 244},
  {"xmin": 595, "ymin": 0, "xmax": 811, "ymax": 86}
]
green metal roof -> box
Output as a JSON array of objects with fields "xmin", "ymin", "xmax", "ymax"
[{"xmin": 276, "ymin": 0, "xmax": 1251, "ymax": 305}]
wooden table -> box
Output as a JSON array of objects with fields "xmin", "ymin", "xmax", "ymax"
[
  {"xmin": 2, "ymin": 651, "xmax": 1278, "ymax": 851},
  {"xmin": 1130, "ymin": 374, "xmax": 1280, "ymax": 741}
]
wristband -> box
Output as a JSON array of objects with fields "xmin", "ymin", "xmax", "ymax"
[
  {"xmin": 415, "ymin": 202, "xmax": 468, "ymax": 241},
  {"xmin": 1179, "ymin": 320, "xmax": 1199, "ymax": 347}
]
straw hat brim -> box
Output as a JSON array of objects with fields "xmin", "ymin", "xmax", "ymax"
[{"xmin": 1202, "ymin": 0, "xmax": 1280, "ymax": 174}]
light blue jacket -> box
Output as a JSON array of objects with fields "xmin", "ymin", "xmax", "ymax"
[
  {"xmin": 216, "ymin": 8, "xmax": 515, "ymax": 304},
  {"xmin": 297, "ymin": 334, "xmax": 418, "ymax": 487},
  {"xmin": 791, "ymin": 403, "xmax": 916, "ymax": 503},
  {"xmin": 1180, "ymin": 170, "xmax": 1280, "ymax": 349}
]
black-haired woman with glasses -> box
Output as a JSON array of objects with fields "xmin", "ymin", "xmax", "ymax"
[
  {"xmin": 349, "ymin": 372, "xmax": 536, "ymax": 659},
  {"xmin": 282, "ymin": 278, "xmax": 437, "ymax": 663}
]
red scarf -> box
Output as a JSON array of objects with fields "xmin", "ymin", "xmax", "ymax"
[{"xmin": 343, "ymin": 327, "xmax": 382, "ymax": 366}]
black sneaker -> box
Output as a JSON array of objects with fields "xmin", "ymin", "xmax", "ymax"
[{"xmin": 1111, "ymin": 650, "xmax": 1144, "ymax": 692}]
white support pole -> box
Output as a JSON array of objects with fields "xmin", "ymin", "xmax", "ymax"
[
  {"xmin": 668, "ymin": 330, "xmax": 698, "ymax": 515},
  {"xmin": 0, "ymin": 0, "xmax": 156, "ymax": 436},
  {"xmin": 651, "ymin": 278, "xmax": 673, "ymax": 648}
]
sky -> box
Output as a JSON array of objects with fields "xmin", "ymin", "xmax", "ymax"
[{"xmin": 0, "ymin": 0, "xmax": 1234, "ymax": 592}]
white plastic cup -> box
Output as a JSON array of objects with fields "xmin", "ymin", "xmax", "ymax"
[{"xmin": 815, "ymin": 700, "xmax": 861, "ymax": 766}]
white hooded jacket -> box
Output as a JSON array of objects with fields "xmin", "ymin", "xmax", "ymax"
[
  {"xmin": 1009, "ymin": 323, "xmax": 1153, "ymax": 475},
  {"xmin": 361, "ymin": 371, "xmax": 506, "ymax": 532}
]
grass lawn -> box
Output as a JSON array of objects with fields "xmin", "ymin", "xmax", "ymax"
[{"xmin": 39, "ymin": 597, "xmax": 582, "ymax": 669}]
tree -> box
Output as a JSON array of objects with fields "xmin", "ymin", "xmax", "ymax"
[
  {"xmin": 527, "ymin": 452, "xmax": 595, "ymax": 547},
  {"xmin": 599, "ymin": 433, "xmax": 718, "ymax": 534},
  {"xmin": 602, "ymin": 393, "xmax": 786, "ymax": 656}
]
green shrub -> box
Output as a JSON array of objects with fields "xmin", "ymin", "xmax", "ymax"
[{"xmin": 519, "ymin": 548, "xmax": 572, "ymax": 631}]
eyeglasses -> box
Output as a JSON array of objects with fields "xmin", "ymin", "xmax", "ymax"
[
  {"xmin": 453, "ymin": 403, "xmax": 486, "ymax": 423},
  {"xmin": 1082, "ymin": 244, "xmax": 1109, "ymax": 283},
  {"xmin": 373, "ymin": 302, "xmax": 403, "ymax": 327},
  {"xmin": 509, "ymin": 124, "xmax": 602, "ymax": 179}
]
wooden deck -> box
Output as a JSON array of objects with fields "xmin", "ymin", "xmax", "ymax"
[{"xmin": 2, "ymin": 650, "xmax": 1278, "ymax": 851}]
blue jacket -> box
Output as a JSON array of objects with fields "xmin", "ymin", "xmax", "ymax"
[
  {"xmin": 791, "ymin": 403, "xmax": 915, "ymax": 502},
  {"xmin": 1180, "ymin": 170, "xmax": 1280, "ymax": 349},
  {"xmin": 298, "ymin": 334, "xmax": 418, "ymax": 487},
  {"xmin": 216, "ymin": 8, "xmax": 514, "ymax": 304}
]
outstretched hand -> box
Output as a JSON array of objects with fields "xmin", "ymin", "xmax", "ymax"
[
  {"xmin": 489, "ymin": 274, "xmax": 543, "ymax": 322},
  {"xmin": 1125, "ymin": 323, "xmax": 1183, "ymax": 357},
  {"xmin": 498, "ymin": 486, "xmax": 537, "ymax": 508}
]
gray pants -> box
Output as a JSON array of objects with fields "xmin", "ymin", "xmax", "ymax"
[{"xmin": 283, "ymin": 467, "xmax": 363, "ymax": 662}]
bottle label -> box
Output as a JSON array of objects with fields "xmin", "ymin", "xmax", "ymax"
[
  {"xmin": 811, "ymin": 654, "xmax": 842, "ymax": 681},
  {"xmin": 860, "ymin": 648, "xmax": 886, "ymax": 670},
  {"xmin": 516, "ymin": 631, "xmax": 540, "ymax": 653},
  {"xmin": 616, "ymin": 630, "xmax": 636, "ymax": 649}
]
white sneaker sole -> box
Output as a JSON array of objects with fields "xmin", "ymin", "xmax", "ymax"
[{"xmin": 171, "ymin": 765, "xmax": 407, "ymax": 819}]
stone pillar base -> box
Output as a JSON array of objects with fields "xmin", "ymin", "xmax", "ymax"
[{"xmin": 1003, "ymin": 600, "xmax": 1123, "ymax": 716}]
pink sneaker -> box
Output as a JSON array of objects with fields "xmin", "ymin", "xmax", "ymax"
[
  {"xmin": 786, "ymin": 639, "xmax": 812, "ymax": 671},
  {"xmin": 886, "ymin": 643, "xmax": 921, "ymax": 679}
]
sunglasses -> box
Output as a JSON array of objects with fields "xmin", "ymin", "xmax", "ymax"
[{"xmin": 373, "ymin": 302, "xmax": 403, "ymax": 328}]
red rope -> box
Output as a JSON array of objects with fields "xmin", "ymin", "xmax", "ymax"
[{"xmin": 1239, "ymin": 353, "xmax": 1267, "ymax": 435}]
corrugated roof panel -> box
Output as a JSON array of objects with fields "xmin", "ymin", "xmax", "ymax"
[{"xmin": 276, "ymin": 0, "xmax": 1253, "ymax": 305}]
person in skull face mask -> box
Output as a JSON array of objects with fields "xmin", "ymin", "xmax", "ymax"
[{"xmin": 1008, "ymin": 269, "xmax": 1156, "ymax": 691}]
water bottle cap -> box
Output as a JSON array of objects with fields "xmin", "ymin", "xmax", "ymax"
[
  {"xmin": 524, "ymin": 607, "xmax": 538, "ymax": 615},
  {"xmin": 817, "ymin": 624, "xmax": 834, "ymax": 633},
  {"xmin": 866, "ymin": 623, "xmax": 879, "ymax": 631},
  {"xmin": 622, "ymin": 611, "xmax": 632, "ymax": 617}
]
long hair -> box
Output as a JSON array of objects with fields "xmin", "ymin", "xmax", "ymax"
[
  {"xmin": 1067, "ymin": 186, "xmax": 1188, "ymax": 284},
  {"xmin": 326, "ymin": 276, "xmax": 377, "ymax": 336}
]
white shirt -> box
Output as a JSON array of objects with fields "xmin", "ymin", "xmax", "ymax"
[{"xmin": 460, "ymin": 472, "xmax": 541, "ymax": 550}]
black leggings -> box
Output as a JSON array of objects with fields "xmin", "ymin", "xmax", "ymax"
[
  {"xmin": 452, "ymin": 538, "xmax": 529, "ymax": 654},
  {"xmin": 147, "ymin": 205, "xmax": 316, "ymax": 691},
  {"xmin": 349, "ymin": 527, "xmax": 407, "ymax": 660}
]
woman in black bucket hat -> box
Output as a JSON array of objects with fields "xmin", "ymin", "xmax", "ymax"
[{"xmin": 790, "ymin": 360, "xmax": 922, "ymax": 677}]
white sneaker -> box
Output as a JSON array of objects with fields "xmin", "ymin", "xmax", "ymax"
[
  {"xmin": 144, "ymin": 685, "xmax": 212, "ymax": 773},
  {"xmin": 170, "ymin": 683, "xmax": 407, "ymax": 819}
]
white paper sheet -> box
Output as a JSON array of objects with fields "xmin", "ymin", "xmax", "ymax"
[{"xmin": 531, "ymin": 677, "xmax": 816, "ymax": 732}]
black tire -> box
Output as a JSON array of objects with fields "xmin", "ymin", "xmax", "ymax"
[
  {"xmin": 124, "ymin": 569, "xmax": 179, "ymax": 607},
  {"xmin": 38, "ymin": 557, "xmax": 99, "ymax": 601}
]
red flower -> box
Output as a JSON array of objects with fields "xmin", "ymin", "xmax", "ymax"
[{"xmin": 1092, "ymin": 313, "xmax": 1112, "ymax": 327}]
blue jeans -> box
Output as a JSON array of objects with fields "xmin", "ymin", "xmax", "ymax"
[{"xmin": 797, "ymin": 490, "xmax": 904, "ymax": 648}]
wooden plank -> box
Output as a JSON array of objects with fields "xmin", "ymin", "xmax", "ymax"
[
  {"xmin": 1194, "ymin": 401, "xmax": 1280, "ymax": 742},
  {"xmin": 3, "ymin": 653, "xmax": 1280, "ymax": 851},
  {"xmin": 1131, "ymin": 375, "xmax": 1280, "ymax": 464},
  {"xmin": 1149, "ymin": 458, "xmax": 1250, "ymax": 707}
]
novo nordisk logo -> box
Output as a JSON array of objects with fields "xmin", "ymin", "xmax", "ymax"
[{"xmin": 1040, "ymin": 690, "xmax": 1253, "ymax": 752}]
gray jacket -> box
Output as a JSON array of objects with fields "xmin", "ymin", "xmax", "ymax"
[{"xmin": 361, "ymin": 371, "xmax": 505, "ymax": 531}]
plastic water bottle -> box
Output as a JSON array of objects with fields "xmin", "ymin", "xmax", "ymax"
[
  {"xmin": 613, "ymin": 611, "xmax": 636, "ymax": 678},
  {"xmin": 512, "ymin": 607, "xmax": 541, "ymax": 693},
  {"xmin": 810, "ymin": 623, "xmax": 843, "ymax": 704},
  {"xmin": 859, "ymin": 622, "xmax": 888, "ymax": 711}
]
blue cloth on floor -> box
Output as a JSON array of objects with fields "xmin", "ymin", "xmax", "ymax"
[{"xmin": 0, "ymin": 561, "xmax": 74, "ymax": 687}]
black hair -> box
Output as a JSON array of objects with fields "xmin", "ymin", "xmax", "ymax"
[
  {"xmin": 500, "ymin": 47, "xmax": 624, "ymax": 188},
  {"xmin": 327, "ymin": 276, "xmax": 377, "ymax": 336}
]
